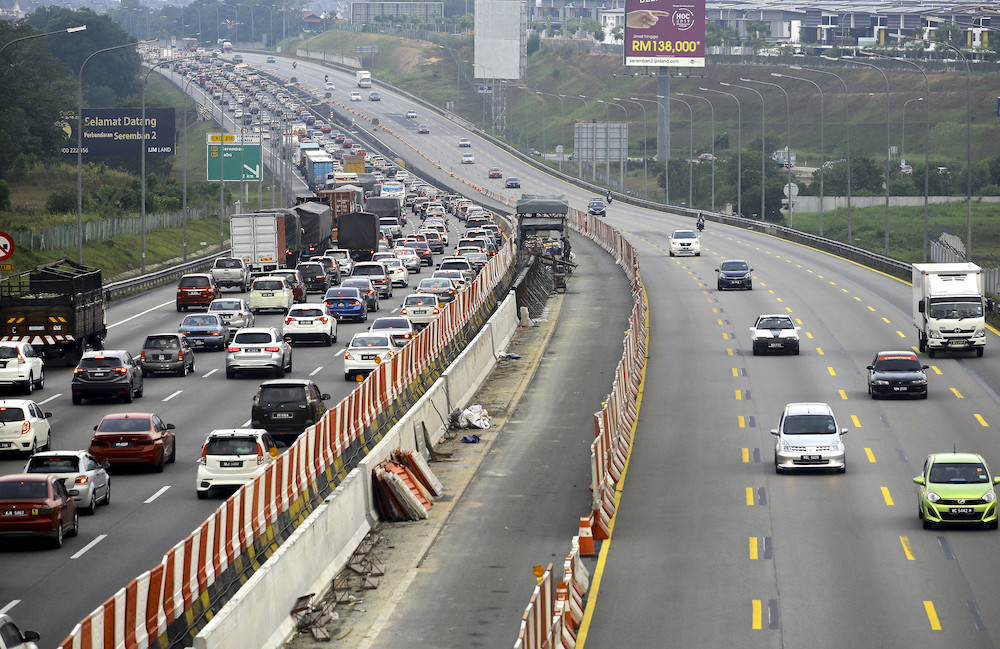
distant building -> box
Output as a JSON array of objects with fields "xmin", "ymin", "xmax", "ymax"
[
  {"xmin": 0, "ymin": 0, "xmax": 24, "ymax": 20},
  {"xmin": 350, "ymin": 2, "xmax": 444, "ymax": 25}
]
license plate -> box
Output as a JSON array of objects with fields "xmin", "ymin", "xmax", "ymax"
[
  {"xmin": 412, "ymin": 309, "xmax": 427, "ymax": 315},
  {"xmin": 220, "ymin": 460, "xmax": 244, "ymax": 468},
  {"xmin": 192, "ymin": 340, "xmax": 204, "ymax": 346},
  {"xmin": 246, "ymin": 348, "xmax": 261, "ymax": 353},
  {"xmin": 337, "ymin": 302, "xmax": 346, "ymax": 307},
  {"xmin": 0, "ymin": 442, "xmax": 13, "ymax": 449},
  {"xmin": 768, "ymin": 342, "xmax": 783, "ymax": 348},
  {"xmin": 801, "ymin": 454, "xmax": 822, "ymax": 461},
  {"xmin": 893, "ymin": 387, "xmax": 907, "ymax": 391},
  {"xmin": 262, "ymin": 292, "xmax": 274, "ymax": 297},
  {"xmin": 1, "ymin": 509, "xmax": 27, "ymax": 517},
  {"xmin": 220, "ymin": 315, "xmax": 232, "ymax": 322},
  {"xmin": 113, "ymin": 441, "xmax": 131, "ymax": 447},
  {"xmin": 361, "ymin": 354, "xmax": 377, "ymax": 360},
  {"xmin": 298, "ymin": 320, "xmax": 312, "ymax": 325},
  {"xmin": 272, "ymin": 412, "xmax": 293, "ymax": 419},
  {"xmin": 0, "ymin": 361, "xmax": 6, "ymax": 367},
  {"xmin": 950, "ymin": 507, "xmax": 975, "ymax": 514},
  {"xmin": 92, "ymin": 372, "xmax": 108, "ymax": 377},
  {"xmin": 187, "ymin": 289, "xmax": 201, "ymax": 294}
]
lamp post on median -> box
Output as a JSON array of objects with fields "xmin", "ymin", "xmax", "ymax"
[
  {"xmin": 773, "ymin": 71, "xmax": 825, "ymax": 235},
  {"xmin": 703, "ymin": 86, "xmax": 741, "ymax": 219},
  {"xmin": 901, "ymin": 97, "xmax": 923, "ymax": 164},
  {"xmin": 677, "ymin": 92, "xmax": 714, "ymax": 212},
  {"xmin": 140, "ymin": 63, "xmax": 162, "ymax": 274},
  {"xmin": 668, "ymin": 96, "xmax": 694, "ymax": 208},
  {"xmin": 0, "ymin": 24, "xmax": 86, "ymax": 57},
  {"xmin": 78, "ymin": 40, "xmax": 145, "ymax": 265},
  {"xmin": 576, "ymin": 94, "xmax": 596, "ymax": 182},
  {"xmin": 742, "ymin": 77, "xmax": 793, "ymax": 227},
  {"xmin": 723, "ymin": 82, "xmax": 765, "ymax": 222},
  {"xmin": 620, "ymin": 97, "xmax": 647, "ymax": 197},
  {"xmin": 540, "ymin": 91, "xmax": 565, "ymax": 171}
]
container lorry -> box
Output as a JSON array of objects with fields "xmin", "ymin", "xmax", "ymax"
[
  {"xmin": 0, "ymin": 258, "xmax": 106, "ymax": 366},
  {"xmin": 356, "ymin": 70, "xmax": 372, "ymax": 88},
  {"xmin": 293, "ymin": 200, "xmax": 334, "ymax": 256},
  {"xmin": 231, "ymin": 212, "xmax": 302, "ymax": 275},
  {"xmin": 303, "ymin": 150, "xmax": 335, "ymax": 192},
  {"xmin": 335, "ymin": 212, "xmax": 380, "ymax": 261},
  {"xmin": 912, "ymin": 262, "xmax": 986, "ymax": 358}
]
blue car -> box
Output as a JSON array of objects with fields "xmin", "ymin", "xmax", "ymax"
[
  {"xmin": 323, "ymin": 287, "xmax": 368, "ymax": 322},
  {"xmin": 266, "ymin": 56, "xmax": 276, "ymax": 63}
]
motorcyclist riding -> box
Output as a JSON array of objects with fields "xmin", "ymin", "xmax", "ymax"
[
  {"xmin": 606, "ymin": 190, "xmax": 613, "ymax": 204},
  {"xmin": 697, "ymin": 215, "xmax": 705, "ymax": 231}
]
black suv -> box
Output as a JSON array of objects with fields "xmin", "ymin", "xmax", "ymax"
[
  {"xmin": 296, "ymin": 262, "xmax": 330, "ymax": 294},
  {"xmin": 250, "ymin": 379, "xmax": 331, "ymax": 443},
  {"xmin": 71, "ymin": 350, "xmax": 144, "ymax": 405}
]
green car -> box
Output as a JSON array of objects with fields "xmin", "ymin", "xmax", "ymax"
[{"xmin": 914, "ymin": 453, "xmax": 1000, "ymax": 529}]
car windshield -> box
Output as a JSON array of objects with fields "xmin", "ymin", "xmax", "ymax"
[
  {"xmin": 326, "ymin": 289, "xmax": 358, "ymax": 299},
  {"xmin": 182, "ymin": 316, "xmax": 219, "ymax": 327},
  {"xmin": 79, "ymin": 356, "xmax": 124, "ymax": 369},
  {"xmin": 342, "ymin": 279, "xmax": 371, "ymax": 289},
  {"xmin": 873, "ymin": 356, "xmax": 922, "ymax": 372},
  {"xmin": 0, "ymin": 407, "xmax": 25, "ymax": 423},
  {"xmin": 328, "ymin": 251, "xmax": 349, "ymax": 260},
  {"xmin": 214, "ymin": 259, "xmax": 242, "ymax": 268},
  {"xmin": 782, "ymin": 415, "xmax": 837, "ymax": 435},
  {"xmin": 258, "ymin": 385, "xmax": 305, "ymax": 404},
  {"xmin": 673, "ymin": 231, "xmax": 696, "ymax": 239},
  {"xmin": 97, "ymin": 417, "xmax": 152, "ymax": 433},
  {"xmin": 206, "ymin": 437, "xmax": 259, "ymax": 456},
  {"xmin": 929, "ymin": 462, "xmax": 989, "ymax": 484},
  {"xmin": 0, "ymin": 347, "xmax": 17, "ymax": 358},
  {"xmin": 0, "ymin": 481, "xmax": 47, "ymax": 499},
  {"xmin": 145, "ymin": 336, "xmax": 180, "ymax": 349},
  {"xmin": 290, "ymin": 308, "xmax": 325, "ymax": 317},
  {"xmin": 353, "ymin": 266, "xmax": 383, "ymax": 276},
  {"xmin": 372, "ymin": 318, "xmax": 409, "ymax": 329},
  {"xmin": 758, "ymin": 318, "xmax": 792, "ymax": 330},
  {"xmin": 179, "ymin": 276, "xmax": 210, "ymax": 287},
  {"xmin": 234, "ymin": 332, "xmax": 275, "ymax": 344},
  {"xmin": 420, "ymin": 280, "xmax": 450, "ymax": 289},
  {"xmin": 721, "ymin": 261, "xmax": 749, "ymax": 271},
  {"xmin": 351, "ymin": 335, "xmax": 391, "ymax": 347},
  {"xmin": 26, "ymin": 456, "xmax": 80, "ymax": 472},
  {"xmin": 404, "ymin": 296, "xmax": 436, "ymax": 306},
  {"xmin": 927, "ymin": 299, "xmax": 983, "ymax": 319},
  {"xmin": 254, "ymin": 280, "xmax": 284, "ymax": 290},
  {"xmin": 210, "ymin": 301, "xmax": 242, "ymax": 311}
]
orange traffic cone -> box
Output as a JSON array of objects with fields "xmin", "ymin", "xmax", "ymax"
[{"xmin": 578, "ymin": 516, "xmax": 595, "ymax": 556}]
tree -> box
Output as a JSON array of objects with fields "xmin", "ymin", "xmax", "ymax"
[
  {"xmin": 527, "ymin": 31, "xmax": 540, "ymax": 55},
  {"xmin": 930, "ymin": 21, "xmax": 968, "ymax": 52}
]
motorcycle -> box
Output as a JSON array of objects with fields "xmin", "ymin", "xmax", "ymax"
[{"xmin": 697, "ymin": 220, "xmax": 705, "ymax": 232}]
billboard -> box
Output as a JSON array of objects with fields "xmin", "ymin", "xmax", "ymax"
[
  {"xmin": 474, "ymin": 0, "xmax": 526, "ymax": 81},
  {"xmin": 623, "ymin": 0, "xmax": 705, "ymax": 67},
  {"xmin": 573, "ymin": 123, "xmax": 629, "ymax": 163},
  {"xmin": 61, "ymin": 108, "xmax": 176, "ymax": 156}
]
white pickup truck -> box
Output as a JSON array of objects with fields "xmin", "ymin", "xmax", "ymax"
[{"xmin": 210, "ymin": 257, "xmax": 251, "ymax": 292}]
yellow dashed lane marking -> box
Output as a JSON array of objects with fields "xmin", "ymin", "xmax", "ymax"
[
  {"xmin": 732, "ymin": 368, "xmax": 739, "ymax": 377},
  {"xmin": 924, "ymin": 601, "xmax": 942, "ymax": 630},
  {"xmin": 865, "ymin": 448, "xmax": 876, "ymax": 463},
  {"xmin": 751, "ymin": 599, "xmax": 762, "ymax": 630},
  {"xmin": 816, "ymin": 348, "xmax": 824, "ymax": 355},
  {"xmin": 735, "ymin": 390, "xmax": 743, "ymax": 401},
  {"xmin": 882, "ymin": 317, "xmax": 891, "ymax": 323},
  {"xmin": 738, "ymin": 416, "xmax": 746, "ymax": 428},
  {"xmin": 882, "ymin": 487, "xmax": 894, "ymax": 506},
  {"xmin": 900, "ymin": 536, "xmax": 915, "ymax": 560},
  {"xmin": 749, "ymin": 537, "xmax": 758, "ymax": 559},
  {"xmin": 975, "ymin": 414, "xmax": 989, "ymax": 427},
  {"xmin": 745, "ymin": 488, "xmax": 755, "ymax": 506},
  {"xmin": 852, "ymin": 415, "xmax": 862, "ymax": 428},
  {"xmin": 839, "ymin": 390, "xmax": 848, "ymax": 400},
  {"xmin": 827, "ymin": 367, "xmax": 836, "ymax": 376},
  {"xmin": 742, "ymin": 448, "xmax": 750, "ymax": 463},
  {"xmin": 930, "ymin": 366, "xmax": 942, "ymax": 375},
  {"xmin": 897, "ymin": 330, "xmax": 907, "ymax": 338},
  {"xmin": 950, "ymin": 388, "xmax": 964, "ymax": 399}
]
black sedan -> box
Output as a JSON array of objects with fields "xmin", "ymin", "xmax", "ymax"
[
  {"xmin": 867, "ymin": 351, "xmax": 929, "ymax": 399},
  {"xmin": 715, "ymin": 259, "xmax": 753, "ymax": 290},
  {"xmin": 587, "ymin": 198, "xmax": 606, "ymax": 217},
  {"xmin": 505, "ymin": 177, "xmax": 521, "ymax": 188}
]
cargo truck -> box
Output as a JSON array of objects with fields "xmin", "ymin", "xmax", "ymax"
[
  {"xmin": 303, "ymin": 150, "xmax": 335, "ymax": 192},
  {"xmin": 912, "ymin": 262, "xmax": 986, "ymax": 358},
  {"xmin": 231, "ymin": 212, "xmax": 302, "ymax": 275},
  {"xmin": 356, "ymin": 70, "xmax": 372, "ymax": 88},
  {"xmin": 335, "ymin": 212, "xmax": 380, "ymax": 261},
  {"xmin": 0, "ymin": 258, "xmax": 106, "ymax": 366},
  {"xmin": 293, "ymin": 200, "xmax": 334, "ymax": 255}
]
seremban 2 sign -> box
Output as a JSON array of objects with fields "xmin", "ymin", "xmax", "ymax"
[
  {"xmin": 61, "ymin": 108, "xmax": 176, "ymax": 156},
  {"xmin": 624, "ymin": 0, "xmax": 705, "ymax": 67}
]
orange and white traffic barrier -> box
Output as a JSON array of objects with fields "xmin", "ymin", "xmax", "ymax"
[{"xmin": 577, "ymin": 516, "xmax": 596, "ymax": 555}]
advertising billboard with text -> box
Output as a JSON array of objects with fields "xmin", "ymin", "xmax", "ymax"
[
  {"xmin": 623, "ymin": 0, "xmax": 705, "ymax": 67},
  {"xmin": 61, "ymin": 108, "xmax": 176, "ymax": 156}
]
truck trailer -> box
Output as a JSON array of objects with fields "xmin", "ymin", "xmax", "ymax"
[{"xmin": 912, "ymin": 262, "xmax": 986, "ymax": 358}]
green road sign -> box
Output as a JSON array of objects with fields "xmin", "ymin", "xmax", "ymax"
[{"xmin": 206, "ymin": 143, "xmax": 262, "ymax": 181}]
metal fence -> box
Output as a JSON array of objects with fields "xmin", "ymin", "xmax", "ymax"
[{"xmin": 7, "ymin": 207, "xmax": 215, "ymax": 251}]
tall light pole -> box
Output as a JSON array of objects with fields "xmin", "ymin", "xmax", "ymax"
[
  {"xmin": 774, "ymin": 71, "xmax": 825, "ymax": 235},
  {"xmin": 621, "ymin": 97, "xmax": 647, "ymax": 197},
  {"xmin": 827, "ymin": 57, "xmax": 889, "ymax": 254},
  {"xmin": 668, "ymin": 96, "xmax": 694, "ymax": 208},
  {"xmin": 678, "ymin": 92, "xmax": 714, "ymax": 212},
  {"xmin": 901, "ymin": 97, "xmax": 923, "ymax": 163},
  {"xmin": 724, "ymin": 82, "xmax": 765, "ymax": 221},
  {"xmin": 705, "ymin": 86, "xmax": 742, "ymax": 219},
  {"xmin": 800, "ymin": 66, "xmax": 852, "ymax": 242},
  {"xmin": 608, "ymin": 100, "xmax": 627, "ymax": 191},
  {"xmin": 577, "ymin": 94, "xmax": 596, "ymax": 182},
  {"xmin": 742, "ymin": 77, "xmax": 793, "ymax": 227},
  {"xmin": 78, "ymin": 40, "xmax": 144, "ymax": 264},
  {"xmin": 597, "ymin": 99, "xmax": 612, "ymax": 185},
  {"xmin": 0, "ymin": 24, "xmax": 86, "ymax": 56},
  {"xmin": 140, "ymin": 64, "xmax": 161, "ymax": 274},
  {"xmin": 540, "ymin": 91, "xmax": 565, "ymax": 170}
]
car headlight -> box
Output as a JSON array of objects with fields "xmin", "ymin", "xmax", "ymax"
[
  {"xmin": 929, "ymin": 330, "xmax": 944, "ymax": 339},
  {"xmin": 781, "ymin": 442, "xmax": 791, "ymax": 451},
  {"xmin": 926, "ymin": 491, "xmax": 941, "ymax": 503},
  {"xmin": 973, "ymin": 327, "xmax": 985, "ymax": 337},
  {"xmin": 872, "ymin": 379, "xmax": 889, "ymax": 385},
  {"xmin": 912, "ymin": 379, "xmax": 927, "ymax": 385},
  {"xmin": 829, "ymin": 440, "xmax": 841, "ymax": 451},
  {"xmin": 984, "ymin": 489, "xmax": 996, "ymax": 503}
]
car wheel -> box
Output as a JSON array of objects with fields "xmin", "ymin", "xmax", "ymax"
[
  {"xmin": 41, "ymin": 431, "xmax": 50, "ymax": 452},
  {"xmin": 24, "ymin": 438, "xmax": 36, "ymax": 458},
  {"xmin": 123, "ymin": 388, "xmax": 134, "ymax": 403},
  {"xmin": 176, "ymin": 304, "xmax": 183, "ymax": 312},
  {"xmin": 792, "ymin": 346, "xmax": 800, "ymax": 356},
  {"xmin": 917, "ymin": 503, "xmax": 923, "ymax": 519},
  {"xmin": 168, "ymin": 440, "xmax": 176, "ymax": 463},
  {"xmin": 72, "ymin": 394, "xmax": 82, "ymax": 405},
  {"xmin": 717, "ymin": 283, "xmax": 724, "ymax": 291},
  {"xmin": 324, "ymin": 334, "xmax": 333, "ymax": 346},
  {"xmin": 752, "ymin": 347, "xmax": 760, "ymax": 356},
  {"xmin": 747, "ymin": 283, "xmax": 752, "ymax": 291},
  {"xmin": 67, "ymin": 510, "xmax": 79, "ymax": 537},
  {"xmin": 669, "ymin": 251, "xmax": 674, "ymax": 257},
  {"xmin": 286, "ymin": 355, "xmax": 292, "ymax": 373},
  {"xmin": 178, "ymin": 363, "xmax": 187, "ymax": 377},
  {"xmin": 920, "ymin": 391, "xmax": 928, "ymax": 400},
  {"xmin": 775, "ymin": 462, "xmax": 783, "ymax": 474},
  {"xmin": 362, "ymin": 311, "xmax": 369, "ymax": 322},
  {"xmin": 837, "ymin": 464, "xmax": 846, "ymax": 474},
  {"xmin": 35, "ymin": 370, "xmax": 44, "ymax": 390},
  {"xmin": 197, "ymin": 489, "xmax": 209, "ymax": 500},
  {"xmin": 142, "ymin": 368, "xmax": 150, "ymax": 378},
  {"xmin": 331, "ymin": 332, "xmax": 337, "ymax": 343},
  {"xmin": 989, "ymin": 519, "xmax": 998, "ymax": 530},
  {"xmin": 977, "ymin": 348, "xmax": 984, "ymax": 358},
  {"xmin": 51, "ymin": 521, "xmax": 63, "ymax": 548},
  {"xmin": 928, "ymin": 348, "xmax": 936, "ymax": 358},
  {"xmin": 135, "ymin": 380, "xmax": 144, "ymax": 398},
  {"xmin": 83, "ymin": 491, "xmax": 97, "ymax": 515},
  {"xmin": 922, "ymin": 518, "xmax": 932, "ymax": 530},
  {"xmin": 275, "ymin": 364, "xmax": 285, "ymax": 378},
  {"xmin": 226, "ymin": 368, "xmax": 236, "ymax": 379},
  {"xmin": 101, "ymin": 480, "xmax": 111, "ymax": 506},
  {"xmin": 155, "ymin": 449, "xmax": 166, "ymax": 473},
  {"xmin": 344, "ymin": 372, "xmax": 353, "ymax": 381},
  {"xmin": 24, "ymin": 373, "xmax": 34, "ymax": 394}
]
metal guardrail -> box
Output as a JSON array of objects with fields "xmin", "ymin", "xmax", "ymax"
[{"xmin": 103, "ymin": 250, "xmax": 230, "ymax": 302}]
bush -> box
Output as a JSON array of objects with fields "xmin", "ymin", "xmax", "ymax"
[
  {"xmin": 0, "ymin": 180, "xmax": 10, "ymax": 212},
  {"xmin": 45, "ymin": 186, "xmax": 77, "ymax": 214}
]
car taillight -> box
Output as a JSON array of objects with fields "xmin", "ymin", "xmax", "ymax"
[
  {"xmin": 432, "ymin": 308, "xmax": 440, "ymax": 314},
  {"xmin": 400, "ymin": 308, "xmax": 408, "ymax": 314},
  {"xmin": 265, "ymin": 346, "xmax": 280, "ymax": 352},
  {"xmin": 140, "ymin": 352, "xmax": 146, "ymax": 361},
  {"xmin": 317, "ymin": 316, "xmax": 328, "ymax": 323},
  {"xmin": 198, "ymin": 444, "xmax": 207, "ymax": 465},
  {"xmin": 227, "ymin": 346, "xmax": 240, "ymax": 353},
  {"xmin": 73, "ymin": 368, "xmax": 85, "ymax": 374},
  {"xmin": 403, "ymin": 333, "xmax": 411, "ymax": 339},
  {"xmin": 343, "ymin": 351, "xmax": 352, "ymax": 359},
  {"xmin": 75, "ymin": 475, "xmax": 89, "ymax": 484},
  {"xmin": 257, "ymin": 443, "xmax": 266, "ymax": 465},
  {"xmin": 209, "ymin": 331, "xmax": 221, "ymax": 336},
  {"xmin": 284, "ymin": 317, "xmax": 294, "ymax": 325},
  {"xmin": 114, "ymin": 366, "xmax": 128, "ymax": 374},
  {"xmin": 15, "ymin": 351, "xmax": 25, "ymax": 364},
  {"xmin": 21, "ymin": 421, "xmax": 30, "ymax": 435},
  {"xmin": 350, "ymin": 300, "xmax": 361, "ymax": 306}
]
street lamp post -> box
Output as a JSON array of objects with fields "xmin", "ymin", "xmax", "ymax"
[
  {"xmin": 608, "ymin": 100, "xmax": 627, "ymax": 191},
  {"xmin": 622, "ymin": 97, "xmax": 648, "ymax": 197},
  {"xmin": 799, "ymin": 66, "xmax": 852, "ymax": 242},
  {"xmin": 774, "ymin": 71, "xmax": 825, "ymax": 235},
  {"xmin": 668, "ymin": 96, "xmax": 694, "ymax": 208},
  {"xmin": 724, "ymin": 83, "xmax": 765, "ymax": 221},
  {"xmin": 705, "ymin": 86, "xmax": 741, "ymax": 219},
  {"xmin": 826, "ymin": 57, "xmax": 889, "ymax": 254},
  {"xmin": 597, "ymin": 99, "xmax": 612, "ymax": 185},
  {"xmin": 78, "ymin": 40, "xmax": 144, "ymax": 264},
  {"xmin": 0, "ymin": 24, "xmax": 86, "ymax": 56},
  {"xmin": 577, "ymin": 94, "xmax": 596, "ymax": 182},
  {"xmin": 540, "ymin": 91, "xmax": 565, "ymax": 171},
  {"xmin": 140, "ymin": 64, "xmax": 162, "ymax": 274},
  {"xmin": 901, "ymin": 97, "xmax": 923, "ymax": 163},
  {"xmin": 742, "ymin": 77, "xmax": 793, "ymax": 227},
  {"xmin": 677, "ymin": 92, "xmax": 714, "ymax": 212}
]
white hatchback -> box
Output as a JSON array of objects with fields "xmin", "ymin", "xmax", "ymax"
[
  {"xmin": 248, "ymin": 276, "xmax": 294, "ymax": 313},
  {"xmin": 282, "ymin": 304, "xmax": 338, "ymax": 345},
  {"xmin": 0, "ymin": 399, "xmax": 52, "ymax": 456},
  {"xmin": 196, "ymin": 428, "xmax": 280, "ymax": 499},
  {"xmin": 400, "ymin": 293, "xmax": 442, "ymax": 328},
  {"xmin": 0, "ymin": 342, "xmax": 45, "ymax": 394},
  {"xmin": 382, "ymin": 258, "xmax": 409, "ymax": 287},
  {"xmin": 343, "ymin": 332, "xmax": 400, "ymax": 380}
]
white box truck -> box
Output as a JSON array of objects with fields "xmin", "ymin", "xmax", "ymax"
[
  {"xmin": 912, "ymin": 262, "xmax": 986, "ymax": 358},
  {"xmin": 356, "ymin": 70, "xmax": 372, "ymax": 88},
  {"xmin": 231, "ymin": 213, "xmax": 297, "ymax": 276}
]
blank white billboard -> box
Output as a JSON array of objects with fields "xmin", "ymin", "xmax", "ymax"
[{"xmin": 474, "ymin": 0, "xmax": 526, "ymax": 81}]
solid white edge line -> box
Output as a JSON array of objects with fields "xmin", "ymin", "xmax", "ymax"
[
  {"xmin": 144, "ymin": 486, "xmax": 170, "ymax": 504},
  {"xmin": 162, "ymin": 390, "xmax": 183, "ymax": 402},
  {"xmin": 0, "ymin": 600, "xmax": 20, "ymax": 614},
  {"xmin": 71, "ymin": 534, "xmax": 108, "ymax": 560}
]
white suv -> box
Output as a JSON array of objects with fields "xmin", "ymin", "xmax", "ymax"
[
  {"xmin": 282, "ymin": 304, "xmax": 337, "ymax": 345},
  {"xmin": 771, "ymin": 402, "xmax": 847, "ymax": 473},
  {"xmin": 0, "ymin": 399, "xmax": 52, "ymax": 456},
  {"xmin": 0, "ymin": 342, "xmax": 45, "ymax": 394},
  {"xmin": 196, "ymin": 428, "xmax": 280, "ymax": 499},
  {"xmin": 668, "ymin": 229, "xmax": 701, "ymax": 256}
]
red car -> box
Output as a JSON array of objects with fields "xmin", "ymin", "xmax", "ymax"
[
  {"xmin": 176, "ymin": 274, "xmax": 221, "ymax": 312},
  {"xmin": 0, "ymin": 473, "xmax": 78, "ymax": 548},
  {"xmin": 89, "ymin": 412, "xmax": 176, "ymax": 472},
  {"xmin": 488, "ymin": 167, "xmax": 503, "ymax": 178}
]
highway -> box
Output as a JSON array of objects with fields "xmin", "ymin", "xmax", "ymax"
[{"xmin": 4, "ymin": 50, "xmax": 999, "ymax": 649}]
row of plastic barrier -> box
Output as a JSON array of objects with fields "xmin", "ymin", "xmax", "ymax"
[
  {"xmin": 510, "ymin": 207, "xmax": 645, "ymax": 649},
  {"xmin": 58, "ymin": 241, "xmax": 517, "ymax": 649}
]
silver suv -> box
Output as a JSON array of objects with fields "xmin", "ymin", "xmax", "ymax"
[
  {"xmin": 771, "ymin": 402, "xmax": 847, "ymax": 473},
  {"xmin": 225, "ymin": 328, "xmax": 292, "ymax": 379}
]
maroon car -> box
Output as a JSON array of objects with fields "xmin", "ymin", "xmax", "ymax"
[
  {"xmin": 176, "ymin": 274, "xmax": 221, "ymax": 312},
  {"xmin": 0, "ymin": 473, "xmax": 78, "ymax": 548},
  {"xmin": 89, "ymin": 412, "xmax": 176, "ymax": 472}
]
